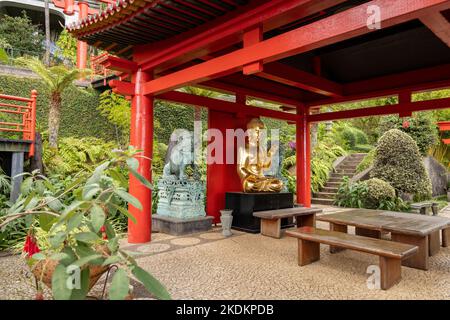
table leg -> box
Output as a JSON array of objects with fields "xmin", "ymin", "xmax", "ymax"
[
  {"xmin": 330, "ymin": 223, "xmax": 347, "ymax": 253},
  {"xmin": 298, "ymin": 238, "xmax": 320, "ymax": 266},
  {"xmin": 260, "ymin": 219, "xmax": 281, "ymax": 238},
  {"xmin": 391, "ymin": 233, "xmax": 429, "ymax": 270},
  {"xmin": 428, "ymin": 231, "xmax": 440, "ymax": 256},
  {"xmin": 355, "ymin": 227, "xmax": 381, "ymax": 239},
  {"xmin": 442, "ymin": 228, "xmax": 449, "ymax": 247},
  {"xmin": 379, "ymin": 256, "xmax": 402, "ymax": 290},
  {"xmin": 296, "ymin": 213, "xmax": 316, "ymax": 228}
]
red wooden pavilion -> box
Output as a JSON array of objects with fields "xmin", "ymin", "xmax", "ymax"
[{"xmin": 67, "ymin": 0, "xmax": 450, "ymax": 243}]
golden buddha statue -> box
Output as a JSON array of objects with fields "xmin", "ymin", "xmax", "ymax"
[{"xmin": 237, "ymin": 118, "xmax": 283, "ymax": 193}]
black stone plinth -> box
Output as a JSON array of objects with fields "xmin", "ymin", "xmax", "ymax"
[
  {"xmin": 225, "ymin": 192, "xmax": 294, "ymax": 233},
  {"xmin": 152, "ymin": 215, "xmax": 213, "ymax": 236}
]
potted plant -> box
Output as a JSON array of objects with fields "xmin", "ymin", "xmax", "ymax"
[{"xmin": 0, "ymin": 147, "xmax": 170, "ymax": 300}]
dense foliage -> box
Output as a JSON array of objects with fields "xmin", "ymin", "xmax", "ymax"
[
  {"xmin": 55, "ymin": 29, "xmax": 78, "ymax": 65},
  {"xmin": 371, "ymin": 129, "xmax": 432, "ymax": 200},
  {"xmin": 335, "ymin": 177, "xmax": 409, "ymax": 211},
  {"xmin": 0, "ymin": 12, "xmax": 44, "ymax": 56},
  {"xmin": 0, "ymin": 74, "xmax": 115, "ymax": 140},
  {"xmin": 378, "ymin": 113, "xmax": 438, "ymax": 155},
  {"xmin": 0, "ymin": 149, "xmax": 170, "ymax": 300},
  {"xmin": 356, "ymin": 148, "xmax": 376, "ymax": 173}
]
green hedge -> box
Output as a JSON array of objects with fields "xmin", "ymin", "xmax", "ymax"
[{"xmin": 0, "ymin": 75, "xmax": 116, "ymax": 140}]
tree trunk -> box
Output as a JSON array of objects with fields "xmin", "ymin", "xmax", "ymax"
[
  {"xmin": 48, "ymin": 92, "xmax": 61, "ymax": 148},
  {"xmin": 30, "ymin": 132, "xmax": 45, "ymax": 174},
  {"xmin": 44, "ymin": 0, "xmax": 51, "ymax": 66}
]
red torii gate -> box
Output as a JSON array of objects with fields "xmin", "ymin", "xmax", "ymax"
[{"xmin": 67, "ymin": 0, "xmax": 450, "ymax": 243}]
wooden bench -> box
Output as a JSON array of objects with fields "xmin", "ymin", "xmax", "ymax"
[
  {"xmin": 253, "ymin": 207, "xmax": 322, "ymax": 239},
  {"xmin": 410, "ymin": 201, "xmax": 438, "ymax": 216},
  {"xmin": 286, "ymin": 227, "xmax": 418, "ymax": 290}
]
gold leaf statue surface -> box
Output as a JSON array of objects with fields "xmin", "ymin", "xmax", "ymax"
[{"xmin": 237, "ymin": 118, "xmax": 283, "ymax": 193}]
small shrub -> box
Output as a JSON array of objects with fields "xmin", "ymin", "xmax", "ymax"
[
  {"xmin": 362, "ymin": 178, "xmax": 395, "ymax": 207},
  {"xmin": 371, "ymin": 129, "xmax": 432, "ymax": 200},
  {"xmin": 352, "ymin": 144, "xmax": 373, "ymax": 153}
]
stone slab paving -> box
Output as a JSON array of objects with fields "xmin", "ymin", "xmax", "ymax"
[{"xmin": 1, "ymin": 205, "xmax": 449, "ymax": 300}]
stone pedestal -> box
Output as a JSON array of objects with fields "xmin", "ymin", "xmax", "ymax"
[
  {"xmin": 152, "ymin": 215, "xmax": 213, "ymax": 236},
  {"xmin": 225, "ymin": 192, "xmax": 294, "ymax": 233}
]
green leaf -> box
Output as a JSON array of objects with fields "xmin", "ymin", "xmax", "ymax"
[
  {"xmin": 52, "ymin": 264, "xmax": 72, "ymax": 300},
  {"xmin": 126, "ymin": 157, "xmax": 139, "ymax": 170},
  {"xmin": 20, "ymin": 177, "xmax": 33, "ymax": 195},
  {"xmin": 67, "ymin": 213, "xmax": 84, "ymax": 232},
  {"xmin": 50, "ymin": 252, "xmax": 70, "ymax": 261},
  {"xmin": 109, "ymin": 269, "xmax": 130, "ymax": 300},
  {"xmin": 73, "ymin": 254, "xmax": 102, "ymax": 267},
  {"xmin": 70, "ymin": 268, "xmax": 89, "ymax": 300},
  {"xmin": 102, "ymin": 255, "xmax": 122, "ymax": 266},
  {"xmin": 31, "ymin": 252, "xmax": 46, "ymax": 261},
  {"xmin": 104, "ymin": 220, "xmax": 116, "ymax": 240},
  {"xmin": 86, "ymin": 161, "xmax": 110, "ymax": 186},
  {"xmin": 82, "ymin": 184, "xmax": 101, "ymax": 201},
  {"xmin": 129, "ymin": 167, "xmax": 153, "ymax": 190},
  {"xmin": 45, "ymin": 196, "xmax": 63, "ymax": 212},
  {"xmin": 109, "ymin": 169, "xmax": 128, "ymax": 188},
  {"xmin": 110, "ymin": 203, "xmax": 137, "ymax": 224},
  {"xmin": 75, "ymin": 242, "xmax": 97, "ymax": 258},
  {"xmin": 132, "ymin": 266, "xmax": 171, "ymax": 300},
  {"xmin": 49, "ymin": 231, "xmax": 67, "ymax": 248},
  {"xmin": 107, "ymin": 237, "xmax": 120, "ymax": 253},
  {"xmin": 90, "ymin": 204, "xmax": 105, "ymax": 233},
  {"xmin": 114, "ymin": 189, "xmax": 142, "ymax": 210},
  {"xmin": 60, "ymin": 246, "xmax": 77, "ymax": 266},
  {"xmin": 74, "ymin": 232, "xmax": 99, "ymax": 243},
  {"xmin": 39, "ymin": 213, "xmax": 57, "ymax": 232}
]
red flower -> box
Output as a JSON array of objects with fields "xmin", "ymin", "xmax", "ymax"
[
  {"xmin": 402, "ymin": 120, "xmax": 410, "ymax": 128},
  {"xmin": 100, "ymin": 225, "xmax": 107, "ymax": 240},
  {"xmin": 23, "ymin": 233, "xmax": 40, "ymax": 258}
]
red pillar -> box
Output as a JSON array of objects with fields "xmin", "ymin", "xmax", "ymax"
[
  {"xmin": 76, "ymin": 1, "xmax": 89, "ymax": 70},
  {"xmin": 128, "ymin": 68, "xmax": 153, "ymax": 243},
  {"xmin": 296, "ymin": 105, "xmax": 311, "ymax": 207}
]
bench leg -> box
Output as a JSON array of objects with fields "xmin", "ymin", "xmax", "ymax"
[
  {"xmin": 296, "ymin": 213, "xmax": 315, "ymax": 228},
  {"xmin": 379, "ymin": 256, "xmax": 402, "ymax": 290},
  {"xmin": 298, "ymin": 239, "xmax": 320, "ymax": 266},
  {"xmin": 428, "ymin": 231, "xmax": 440, "ymax": 256},
  {"xmin": 391, "ymin": 233, "xmax": 429, "ymax": 270},
  {"xmin": 330, "ymin": 223, "xmax": 347, "ymax": 253},
  {"xmin": 355, "ymin": 227, "xmax": 381, "ymax": 239},
  {"xmin": 443, "ymin": 228, "xmax": 449, "ymax": 247},
  {"xmin": 260, "ymin": 219, "xmax": 281, "ymax": 238}
]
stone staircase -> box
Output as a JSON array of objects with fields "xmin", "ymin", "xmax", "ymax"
[{"xmin": 311, "ymin": 153, "xmax": 367, "ymax": 205}]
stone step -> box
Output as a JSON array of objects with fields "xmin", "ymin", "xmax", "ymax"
[
  {"xmin": 311, "ymin": 198, "xmax": 335, "ymax": 205},
  {"xmin": 313, "ymin": 192, "xmax": 336, "ymax": 199},
  {"xmin": 321, "ymin": 187, "xmax": 339, "ymax": 193},
  {"xmin": 334, "ymin": 169, "xmax": 356, "ymax": 174},
  {"xmin": 336, "ymin": 165, "xmax": 358, "ymax": 170},
  {"xmin": 330, "ymin": 173, "xmax": 353, "ymax": 178},
  {"xmin": 328, "ymin": 178, "xmax": 344, "ymax": 183},
  {"xmin": 325, "ymin": 182, "xmax": 342, "ymax": 188}
]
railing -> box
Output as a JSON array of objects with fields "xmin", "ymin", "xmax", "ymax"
[
  {"xmin": 90, "ymin": 52, "xmax": 123, "ymax": 84},
  {"xmin": 0, "ymin": 90, "xmax": 37, "ymax": 157}
]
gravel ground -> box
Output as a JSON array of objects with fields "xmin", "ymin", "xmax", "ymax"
[{"xmin": 1, "ymin": 206, "xmax": 449, "ymax": 300}]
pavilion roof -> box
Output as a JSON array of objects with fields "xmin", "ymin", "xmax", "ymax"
[{"xmin": 67, "ymin": 0, "xmax": 249, "ymax": 57}]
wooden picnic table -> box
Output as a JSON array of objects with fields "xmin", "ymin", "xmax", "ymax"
[{"xmin": 316, "ymin": 209, "xmax": 450, "ymax": 270}]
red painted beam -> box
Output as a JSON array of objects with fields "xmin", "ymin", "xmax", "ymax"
[
  {"xmin": 135, "ymin": 0, "xmax": 348, "ymax": 72},
  {"xmin": 442, "ymin": 138, "xmax": 450, "ymax": 144},
  {"xmin": 102, "ymin": 55, "xmax": 139, "ymax": 73},
  {"xmin": 243, "ymin": 25, "xmax": 263, "ymax": 75},
  {"xmin": 199, "ymin": 80, "xmax": 301, "ymax": 108},
  {"xmin": 437, "ymin": 121, "xmax": 450, "ymax": 131},
  {"xmin": 109, "ymin": 80, "xmax": 135, "ymax": 96},
  {"xmin": 259, "ymin": 63, "xmax": 343, "ymax": 97},
  {"xmin": 142, "ymin": 0, "xmax": 450, "ymax": 96},
  {"xmin": 307, "ymin": 97, "xmax": 450, "ymax": 123},
  {"xmin": 308, "ymin": 64, "xmax": 450, "ymax": 107},
  {"xmin": 157, "ymin": 91, "xmax": 298, "ymax": 122},
  {"xmin": 420, "ymin": 11, "xmax": 450, "ymax": 47}
]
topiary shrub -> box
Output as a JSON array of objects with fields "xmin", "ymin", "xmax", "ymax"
[
  {"xmin": 378, "ymin": 113, "xmax": 438, "ymax": 155},
  {"xmin": 362, "ymin": 178, "xmax": 395, "ymax": 208},
  {"xmin": 370, "ymin": 129, "xmax": 432, "ymax": 200}
]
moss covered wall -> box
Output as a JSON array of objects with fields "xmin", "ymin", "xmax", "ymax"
[{"xmin": 0, "ymin": 75, "xmax": 116, "ymax": 140}]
